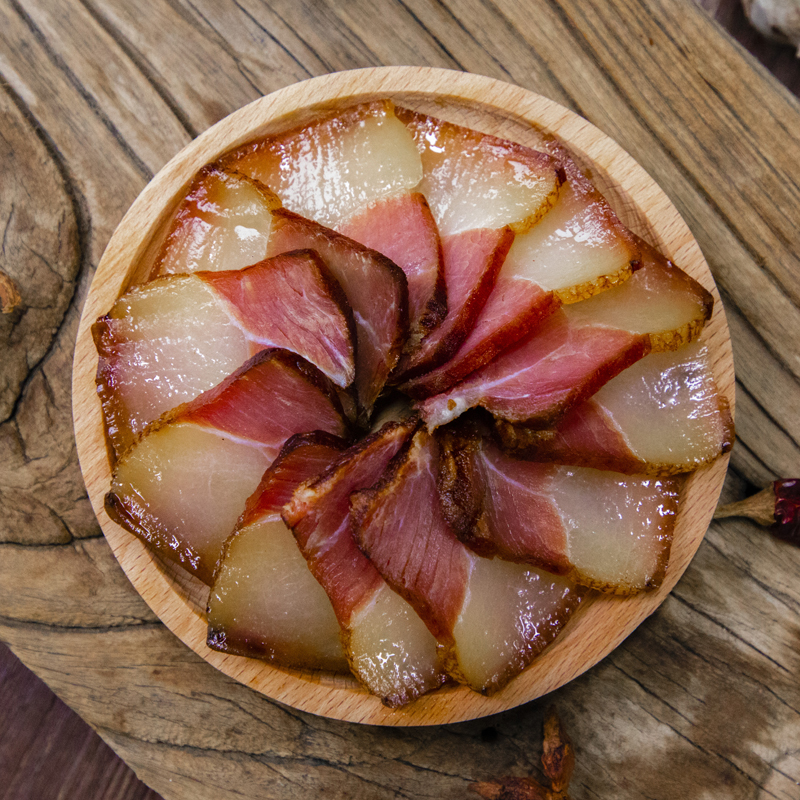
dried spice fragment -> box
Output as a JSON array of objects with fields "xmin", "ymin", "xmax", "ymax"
[{"xmin": 471, "ymin": 707, "xmax": 574, "ymax": 800}]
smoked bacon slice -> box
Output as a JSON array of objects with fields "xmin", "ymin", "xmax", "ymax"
[
  {"xmin": 267, "ymin": 210, "xmax": 408, "ymax": 421},
  {"xmin": 149, "ymin": 166, "xmax": 281, "ymax": 280},
  {"xmin": 495, "ymin": 342, "xmax": 734, "ymax": 475},
  {"xmin": 339, "ymin": 192, "xmax": 446, "ymax": 355},
  {"xmin": 351, "ymin": 427, "xmax": 583, "ymax": 693},
  {"xmin": 394, "ymin": 109, "xmax": 566, "ymax": 389},
  {"xmin": 221, "ymin": 101, "xmax": 423, "ymax": 231},
  {"xmin": 395, "ymin": 228, "xmax": 516, "ymax": 381},
  {"xmin": 208, "ymin": 432, "xmax": 350, "ymax": 672},
  {"xmin": 105, "ymin": 350, "xmax": 349, "ymax": 584},
  {"xmin": 94, "ymin": 251, "xmax": 356, "ymax": 456},
  {"xmin": 223, "ymin": 103, "xmax": 438, "ymax": 360},
  {"xmin": 419, "ymin": 243, "xmax": 714, "ymax": 431},
  {"xmin": 282, "ymin": 418, "xmax": 447, "ymax": 707},
  {"xmin": 438, "ymin": 421, "xmax": 681, "ymax": 594},
  {"xmin": 396, "ymin": 108, "xmax": 562, "ymax": 237}
]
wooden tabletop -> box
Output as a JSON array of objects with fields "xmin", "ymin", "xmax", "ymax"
[{"xmin": 2, "ymin": 1, "xmax": 799, "ymax": 798}]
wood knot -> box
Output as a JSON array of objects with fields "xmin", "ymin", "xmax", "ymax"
[{"xmin": 0, "ymin": 269, "xmax": 22, "ymax": 314}]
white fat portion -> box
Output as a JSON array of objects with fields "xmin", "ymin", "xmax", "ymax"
[
  {"xmin": 159, "ymin": 171, "xmax": 277, "ymax": 274},
  {"xmin": 270, "ymin": 109, "xmax": 422, "ymax": 230},
  {"xmin": 416, "ymin": 130, "xmax": 557, "ymax": 238},
  {"xmin": 106, "ymin": 276, "xmax": 249, "ymax": 437},
  {"xmin": 347, "ymin": 583, "xmax": 443, "ymax": 704},
  {"xmin": 548, "ymin": 466, "xmax": 674, "ymax": 592},
  {"xmin": 594, "ymin": 343, "xmax": 729, "ymax": 469},
  {"xmin": 451, "ymin": 556, "xmax": 576, "ymax": 692},
  {"xmin": 112, "ymin": 423, "xmax": 271, "ymax": 572},
  {"xmin": 563, "ymin": 262, "xmax": 701, "ymax": 337},
  {"xmin": 502, "ymin": 180, "xmax": 634, "ymax": 296},
  {"xmin": 208, "ymin": 517, "xmax": 347, "ymax": 671}
]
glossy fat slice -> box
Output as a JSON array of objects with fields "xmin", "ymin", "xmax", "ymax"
[
  {"xmin": 150, "ymin": 166, "xmax": 281, "ymax": 280},
  {"xmin": 208, "ymin": 432, "xmax": 349, "ymax": 671},
  {"xmin": 352, "ymin": 428, "xmax": 582, "ymax": 693},
  {"xmin": 500, "ymin": 172, "xmax": 640, "ymax": 303},
  {"xmin": 495, "ymin": 342, "xmax": 735, "ymax": 475},
  {"xmin": 282, "ymin": 419, "xmax": 446, "ymax": 707},
  {"xmin": 268, "ymin": 209, "xmax": 408, "ymax": 418},
  {"xmin": 105, "ymin": 350, "xmax": 349, "ymax": 584},
  {"xmin": 438, "ymin": 423, "xmax": 681, "ymax": 594},
  {"xmin": 339, "ymin": 192, "xmax": 445, "ymax": 352},
  {"xmin": 418, "ymin": 246, "xmax": 714, "ymax": 430},
  {"xmin": 396, "ymin": 108, "xmax": 563, "ymax": 237},
  {"xmin": 94, "ymin": 252, "xmax": 356, "ymax": 456},
  {"xmin": 220, "ymin": 101, "xmax": 423, "ymax": 230},
  {"xmin": 395, "ymin": 228, "xmax": 515, "ymax": 382}
]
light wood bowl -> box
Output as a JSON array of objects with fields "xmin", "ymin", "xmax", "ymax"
[{"xmin": 73, "ymin": 67, "xmax": 734, "ymax": 726}]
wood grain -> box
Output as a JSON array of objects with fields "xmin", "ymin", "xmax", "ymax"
[
  {"xmin": 1, "ymin": 0, "xmax": 799, "ymax": 796},
  {"xmin": 72, "ymin": 68, "xmax": 734, "ymax": 725}
]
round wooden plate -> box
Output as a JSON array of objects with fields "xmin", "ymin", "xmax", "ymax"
[{"xmin": 72, "ymin": 66, "xmax": 734, "ymax": 726}]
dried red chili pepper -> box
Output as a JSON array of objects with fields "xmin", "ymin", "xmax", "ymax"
[{"xmin": 714, "ymin": 479, "xmax": 800, "ymax": 545}]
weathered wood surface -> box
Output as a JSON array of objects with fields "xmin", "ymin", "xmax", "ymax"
[{"xmin": 1, "ymin": 0, "xmax": 799, "ymax": 797}]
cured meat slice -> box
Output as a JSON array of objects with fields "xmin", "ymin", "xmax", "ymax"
[
  {"xmin": 395, "ymin": 228, "xmax": 515, "ymax": 382},
  {"xmin": 495, "ymin": 342, "xmax": 735, "ymax": 475},
  {"xmin": 351, "ymin": 427, "xmax": 582, "ymax": 693},
  {"xmin": 94, "ymin": 251, "xmax": 356, "ymax": 456},
  {"xmin": 207, "ymin": 432, "xmax": 350, "ymax": 672},
  {"xmin": 418, "ymin": 245, "xmax": 714, "ymax": 430},
  {"xmin": 396, "ymin": 108, "xmax": 563, "ymax": 237},
  {"xmin": 150, "ymin": 166, "xmax": 281, "ymax": 280},
  {"xmin": 339, "ymin": 192, "xmax": 445, "ymax": 352},
  {"xmin": 401, "ymin": 172, "xmax": 642, "ymax": 398},
  {"xmin": 499, "ymin": 172, "xmax": 640, "ymax": 303},
  {"xmin": 419, "ymin": 307, "xmax": 649, "ymax": 430},
  {"xmin": 267, "ymin": 210, "xmax": 408, "ymax": 419},
  {"xmin": 565, "ymin": 237, "xmax": 713, "ymax": 351},
  {"xmin": 438, "ymin": 422, "xmax": 681, "ymax": 594},
  {"xmin": 105, "ymin": 349, "xmax": 349, "ymax": 584},
  {"xmin": 220, "ymin": 101, "xmax": 423, "ymax": 230},
  {"xmin": 282, "ymin": 418, "xmax": 447, "ymax": 707}
]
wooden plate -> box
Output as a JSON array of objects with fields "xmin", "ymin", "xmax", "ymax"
[{"xmin": 72, "ymin": 66, "xmax": 734, "ymax": 726}]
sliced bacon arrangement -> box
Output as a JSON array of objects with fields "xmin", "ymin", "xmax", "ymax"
[
  {"xmin": 207, "ymin": 432, "xmax": 349, "ymax": 671},
  {"xmin": 95, "ymin": 100, "xmax": 733, "ymax": 708},
  {"xmin": 105, "ymin": 349, "xmax": 349, "ymax": 584},
  {"xmin": 282, "ymin": 418, "xmax": 447, "ymax": 707},
  {"xmin": 94, "ymin": 251, "xmax": 355, "ymax": 456},
  {"xmin": 351, "ymin": 426, "xmax": 584, "ymax": 691},
  {"xmin": 418, "ymin": 242, "xmax": 714, "ymax": 431}
]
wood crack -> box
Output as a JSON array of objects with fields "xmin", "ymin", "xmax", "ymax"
[
  {"xmin": 392, "ymin": 0, "xmax": 466, "ymax": 69},
  {"xmin": 483, "ymin": 0, "xmax": 587, "ymax": 116},
  {"xmin": 0, "ymin": 80, "xmax": 89, "ymax": 429},
  {"xmin": 75, "ymin": 0, "xmax": 200, "ymax": 139},
  {"xmin": 670, "ymin": 591, "xmax": 791, "ymax": 674},
  {"xmin": 735, "ymin": 378, "xmax": 800, "ymax": 452},
  {"xmin": 170, "ymin": 0, "xmax": 263, "ymax": 97},
  {"xmin": 12, "ymin": 0, "xmax": 153, "ymax": 182},
  {"xmin": 229, "ymin": 0, "xmax": 313, "ymax": 80}
]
